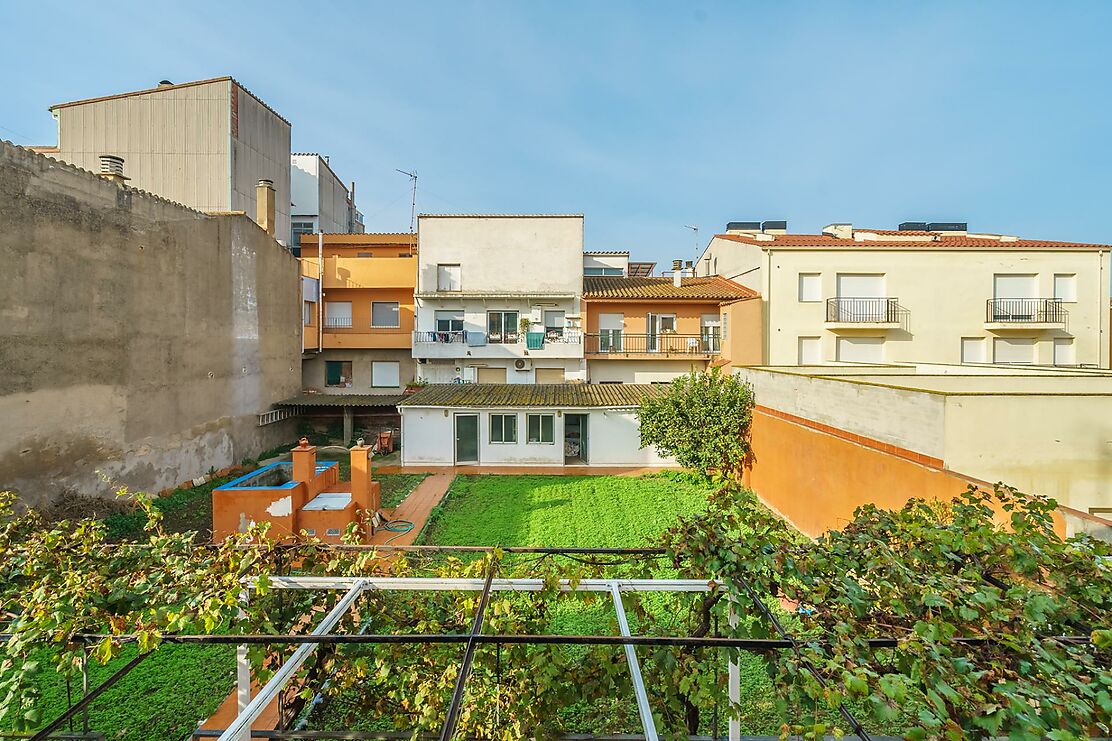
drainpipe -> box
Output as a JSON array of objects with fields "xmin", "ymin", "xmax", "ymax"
[
  {"xmin": 1101, "ymin": 250, "xmax": 1107, "ymax": 368},
  {"xmin": 318, "ymin": 232, "xmax": 324, "ymax": 352}
]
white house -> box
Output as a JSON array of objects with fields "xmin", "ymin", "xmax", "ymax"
[
  {"xmin": 696, "ymin": 221, "xmax": 1111, "ymax": 367},
  {"xmin": 413, "ymin": 215, "xmax": 586, "ymax": 384},
  {"xmin": 290, "ymin": 153, "xmax": 363, "ymax": 251},
  {"xmin": 397, "ymin": 384, "xmax": 673, "ymax": 467}
]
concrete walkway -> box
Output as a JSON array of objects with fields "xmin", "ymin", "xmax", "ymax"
[
  {"xmin": 370, "ymin": 473, "xmax": 453, "ymax": 546},
  {"xmin": 374, "ymin": 464, "xmax": 680, "ymax": 476}
]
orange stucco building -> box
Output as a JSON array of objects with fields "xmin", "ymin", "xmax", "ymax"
[
  {"xmin": 581, "ymin": 274, "xmax": 761, "ymax": 383},
  {"xmin": 212, "ymin": 439, "xmax": 380, "ymax": 543}
]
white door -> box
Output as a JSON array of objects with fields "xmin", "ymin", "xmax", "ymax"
[
  {"xmin": 994, "ymin": 337, "xmax": 1036, "ymax": 364},
  {"xmin": 798, "ymin": 337, "xmax": 822, "ymax": 364},
  {"xmin": 598, "ymin": 313, "xmax": 624, "ymax": 351},
  {"xmin": 836, "ymin": 336, "xmax": 885, "ymax": 363},
  {"xmin": 647, "ymin": 313, "xmax": 676, "ymax": 351}
]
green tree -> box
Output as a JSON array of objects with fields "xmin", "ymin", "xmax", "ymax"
[{"xmin": 636, "ymin": 368, "xmax": 754, "ymax": 477}]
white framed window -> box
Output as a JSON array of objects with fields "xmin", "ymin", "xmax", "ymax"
[
  {"xmin": 371, "ymin": 301, "xmax": 400, "ymax": 328},
  {"xmin": 371, "ymin": 361, "xmax": 401, "ymax": 388},
  {"xmin": 435, "ymin": 310, "xmax": 464, "ymax": 333},
  {"xmin": 1054, "ymin": 274, "xmax": 1077, "ymax": 302},
  {"xmin": 836, "ymin": 336, "xmax": 884, "ymax": 363},
  {"xmin": 993, "ymin": 274, "xmax": 1037, "ymax": 299},
  {"xmin": 960, "ymin": 337, "xmax": 987, "ymax": 364},
  {"xmin": 324, "ymin": 301, "xmax": 352, "ymax": 328},
  {"xmin": 798, "ymin": 273, "xmax": 822, "ymax": 302},
  {"xmin": 303, "ymin": 301, "xmax": 314, "ymax": 326},
  {"xmin": 994, "ymin": 337, "xmax": 1036, "ymax": 364},
  {"xmin": 836, "ymin": 273, "xmax": 885, "ymax": 298},
  {"xmin": 437, "ymin": 264, "xmax": 461, "ymax": 291},
  {"xmin": 489, "ymin": 413, "xmax": 518, "ymax": 443},
  {"xmin": 797, "ymin": 336, "xmax": 822, "ymax": 364},
  {"xmin": 526, "ymin": 414, "xmax": 555, "ymax": 444},
  {"xmin": 535, "ymin": 367, "xmax": 566, "ymax": 383},
  {"xmin": 326, "ymin": 528, "xmax": 341, "ymax": 537},
  {"xmin": 1053, "ymin": 337, "xmax": 1076, "ymax": 365}
]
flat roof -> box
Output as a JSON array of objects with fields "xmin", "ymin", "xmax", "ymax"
[{"xmin": 398, "ymin": 383, "xmax": 666, "ymax": 408}]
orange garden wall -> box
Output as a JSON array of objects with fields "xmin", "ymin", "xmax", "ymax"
[{"xmin": 743, "ymin": 408, "xmax": 1065, "ymax": 538}]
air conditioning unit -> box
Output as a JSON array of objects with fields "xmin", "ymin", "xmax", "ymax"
[{"xmin": 514, "ymin": 359, "xmax": 532, "ymax": 372}]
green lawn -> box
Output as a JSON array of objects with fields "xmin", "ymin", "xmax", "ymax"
[{"xmin": 419, "ymin": 472, "xmax": 713, "ymax": 547}]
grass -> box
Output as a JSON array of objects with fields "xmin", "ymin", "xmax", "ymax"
[
  {"xmin": 101, "ymin": 474, "xmax": 240, "ymax": 541},
  {"xmin": 18, "ymin": 643, "xmax": 235, "ymax": 741},
  {"xmin": 378, "ymin": 473, "xmax": 428, "ymax": 509},
  {"xmin": 419, "ymin": 472, "xmax": 713, "ymax": 547}
]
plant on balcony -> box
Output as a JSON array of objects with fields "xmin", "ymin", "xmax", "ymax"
[
  {"xmin": 518, "ymin": 317, "xmax": 532, "ymax": 337},
  {"xmin": 636, "ymin": 368, "xmax": 754, "ymax": 478}
]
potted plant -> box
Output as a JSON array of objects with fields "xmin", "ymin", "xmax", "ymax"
[
  {"xmin": 404, "ymin": 378, "xmax": 429, "ymax": 395},
  {"xmin": 518, "ymin": 317, "xmax": 532, "ymax": 342}
]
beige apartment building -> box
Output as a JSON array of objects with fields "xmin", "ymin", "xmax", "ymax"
[
  {"xmin": 698, "ymin": 222, "xmax": 1111, "ymax": 367},
  {"xmin": 34, "ymin": 77, "xmax": 292, "ymax": 245}
]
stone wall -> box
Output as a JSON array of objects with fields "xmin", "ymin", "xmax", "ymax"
[{"xmin": 0, "ymin": 141, "xmax": 301, "ymax": 507}]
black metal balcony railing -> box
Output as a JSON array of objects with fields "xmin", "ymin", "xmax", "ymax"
[
  {"xmin": 986, "ymin": 298, "xmax": 1067, "ymax": 324},
  {"xmin": 585, "ymin": 332, "xmax": 720, "ymax": 355},
  {"xmin": 414, "ymin": 330, "xmax": 466, "ymax": 343},
  {"xmin": 413, "ymin": 330, "xmax": 584, "ymax": 345},
  {"xmin": 826, "ymin": 297, "xmax": 900, "ymax": 323}
]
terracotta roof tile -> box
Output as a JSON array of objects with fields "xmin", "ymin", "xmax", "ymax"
[
  {"xmin": 397, "ymin": 383, "xmax": 665, "ymax": 408},
  {"xmin": 276, "ymin": 394, "xmax": 407, "ymax": 407},
  {"xmin": 582, "ymin": 275, "xmax": 757, "ymax": 300}
]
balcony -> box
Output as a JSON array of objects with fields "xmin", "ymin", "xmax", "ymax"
[
  {"xmin": 584, "ymin": 333, "xmax": 720, "ymax": 358},
  {"xmin": 985, "ymin": 298, "xmax": 1067, "ymax": 330},
  {"xmin": 825, "ymin": 297, "xmax": 902, "ymax": 329},
  {"xmin": 320, "ymin": 318, "xmax": 411, "ymax": 349},
  {"xmin": 412, "ymin": 330, "xmax": 584, "ymax": 359},
  {"xmin": 321, "ymin": 256, "xmax": 416, "ymax": 290}
]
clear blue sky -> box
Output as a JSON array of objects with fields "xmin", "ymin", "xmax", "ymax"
[{"xmin": 3, "ymin": 1, "xmax": 1110, "ymax": 265}]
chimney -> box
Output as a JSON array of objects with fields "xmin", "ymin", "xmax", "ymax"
[
  {"xmin": 256, "ymin": 179, "xmax": 276, "ymax": 237},
  {"xmin": 822, "ymin": 223, "xmax": 853, "ymax": 239},
  {"xmin": 349, "ymin": 439, "xmax": 379, "ymax": 513},
  {"xmin": 97, "ymin": 155, "xmax": 128, "ymax": 184},
  {"xmin": 672, "ymin": 259, "xmax": 683, "ymax": 288}
]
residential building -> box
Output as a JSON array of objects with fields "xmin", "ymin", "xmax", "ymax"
[
  {"xmin": 582, "ymin": 264, "xmax": 759, "ymax": 383},
  {"xmin": 34, "ymin": 77, "xmax": 292, "ymax": 244},
  {"xmin": 290, "ymin": 153, "xmax": 364, "ymax": 253},
  {"xmin": 413, "ymin": 215, "xmax": 586, "ymax": 384},
  {"xmin": 734, "ymin": 363, "xmax": 1112, "ymax": 538},
  {"xmin": 300, "ymin": 233, "xmax": 418, "ymax": 395},
  {"xmin": 697, "ymin": 221, "xmax": 1112, "ymax": 368},
  {"xmin": 398, "ymin": 384, "xmax": 673, "ymax": 467},
  {"xmin": 1, "ymin": 141, "xmax": 300, "ymax": 507}
]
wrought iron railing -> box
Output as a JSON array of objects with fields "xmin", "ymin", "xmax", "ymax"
[
  {"xmin": 585, "ymin": 333, "xmax": 717, "ymax": 354},
  {"xmin": 414, "ymin": 330, "xmax": 466, "ymax": 343},
  {"xmin": 414, "ymin": 330, "xmax": 583, "ymax": 345},
  {"xmin": 826, "ymin": 297, "xmax": 900, "ymax": 323},
  {"xmin": 985, "ymin": 298, "xmax": 1067, "ymax": 323}
]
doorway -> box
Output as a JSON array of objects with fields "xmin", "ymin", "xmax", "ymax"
[
  {"xmin": 454, "ymin": 414, "xmax": 479, "ymax": 464},
  {"xmin": 646, "ymin": 313, "xmax": 676, "ymax": 352},
  {"xmin": 564, "ymin": 414, "xmax": 589, "ymax": 464}
]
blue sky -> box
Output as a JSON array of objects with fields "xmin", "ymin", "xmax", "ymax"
[{"xmin": 3, "ymin": 1, "xmax": 1110, "ymax": 265}]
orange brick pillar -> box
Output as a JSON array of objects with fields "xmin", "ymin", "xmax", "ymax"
[
  {"xmin": 350, "ymin": 442, "xmax": 379, "ymax": 512},
  {"xmin": 292, "ymin": 437, "xmax": 318, "ymax": 483}
]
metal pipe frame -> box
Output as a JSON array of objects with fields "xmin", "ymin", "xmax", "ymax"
[
  {"xmin": 609, "ymin": 582, "xmax": 658, "ymax": 741},
  {"xmin": 28, "ymin": 653, "xmax": 150, "ymax": 741},
  {"xmin": 438, "ymin": 564, "xmax": 496, "ymax": 741},
  {"xmin": 256, "ymin": 577, "xmax": 719, "ymax": 593}
]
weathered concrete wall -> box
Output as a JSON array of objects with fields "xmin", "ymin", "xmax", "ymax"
[{"xmin": 0, "ymin": 141, "xmax": 301, "ymax": 507}]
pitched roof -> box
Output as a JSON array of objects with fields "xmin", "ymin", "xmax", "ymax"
[
  {"xmin": 276, "ymin": 394, "xmax": 407, "ymax": 408},
  {"xmin": 582, "ymin": 275, "xmax": 757, "ymax": 300},
  {"xmin": 714, "ymin": 232, "xmax": 1111, "ymax": 250},
  {"xmin": 397, "ymin": 383, "xmax": 666, "ymax": 408}
]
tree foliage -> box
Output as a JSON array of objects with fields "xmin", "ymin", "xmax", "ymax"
[{"xmin": 636, "ymin": 368, "xmax": 754, "ymax": 477}]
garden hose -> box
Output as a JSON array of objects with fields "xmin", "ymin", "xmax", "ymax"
[{"xmin": 381, "ymin": 519, "xmax": 414, "ymax": 544}]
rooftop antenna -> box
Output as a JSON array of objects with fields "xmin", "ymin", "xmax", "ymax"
[
  {"xmin": 396, "ymin": 169, "xmax": 417, "ymax": 233},
  {"xmin": 683, "ymin": 224, "xmax": 699, "ymax": 264}
]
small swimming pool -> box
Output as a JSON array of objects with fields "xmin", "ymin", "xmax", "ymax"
[{"xmin": 215, "ymin": 461, "xmax": 338, "ymax": 491}]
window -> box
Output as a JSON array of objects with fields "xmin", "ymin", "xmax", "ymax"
[
  {"xmin": 598, "ymin": 313, "xmax": 624, "ymax": 351},
  {"xmin": 994, "ymin": 337, "xmax": 1036, "ymax": 364},
  {"xmin": 961, "ymin": 337, "xmax": 987, "ymax": 364},
  {"xmin": 1054, "ymin": 274, "xmax": 1077, "ymax": 302},
  {"xmin": 583, "ymin": 267, "xmax": 624, "ymax": 276},
  {"xmin": 357, "ymin": 252, "xmax": 373, "ymax": 258},
  {"xmin": 489, "ymin": 414, "xmax": 517, "ymax": 443},
  {"xmin": 544, "ymin": 310, "xmax": 565, "ymax": 338},
  {"xmin": 304, "ymin": 528, "xmax": 316, "ymax": 537},
  {"xmin": 291, "ymin": 221, "xmax": 314, "ymax": 254},
  {"xmin": 372, "ymin": 361, "xmax": 400, "ymax": 387},
  {"xmin": 535, "ymin": 367, "xmax": 566, "ymax": 383},
  {"xmin": 797, "ymin": 336, "xmax": 822, "ymax": 364},
  {"xmin": 437, "ymin": 264, "xmax": 461, "ymax": 291},
  {"xmin": 487, "ymin": 311, "xmax": 519, "ymax": 343},
  {"xmin": 526, "ymin": 414, "xmax": 555, "ymax": 444},
  {"xmin": 303, "ymin": 301, "xmax": 314, "ymax": 326},
  {"xmin": 836, "ymin": 274, "xmax": 885, "ymax": 298},
  {"xmin": 798, "ymin": 273, "xmax": 822, "ymax": 302},
  {"xmin": 721, "ymin": 312, "xmax": 728, "ymax": 342},
  {"xmin": 325, "ymin": 360, "xmax": 353, "ymax": 387},
  {"xmin": 701, "ymin": 314, "xmax": 721, "ymax": 353},
  {"xmin": 1053, "ymin": 337, "xmax": 1076, "ymax": 365},
  {"xmin": 435, "ymin": 310, "xmax": 464, "ymax": 333},
  {"xmin": 371, "ymin": 301, "xmax": 400, "ymax": 328},
  {"xmin": 836, "ymin": 336, "xmax": 884, "ymax": 363},
  {"xmin": 477, "ymin": 367, "xmax": 507, "ymax": 384},
  {"xmin": 324, "ymin": 301, "xmax": 352, "ymax": 328},
  {"xmin": 325, "ymin": 528, "xmax": 341, "ymax": 537},
  {"xmin": 993, "ymin": 274, "xmax": 1037, "ymax": 299}
]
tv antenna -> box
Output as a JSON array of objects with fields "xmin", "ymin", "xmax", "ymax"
[
  {"xmin": 396, "ymin": 169, "xmax": 417, "ymax": 233},
  {"xmin": 684, "ymin": 224, "xmax": 700, "ymax": 261}
]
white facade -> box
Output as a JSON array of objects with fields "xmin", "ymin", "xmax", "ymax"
[
  {"xmin": 697, "ymin": 225, "xmax": 1111, "ymax": 368},
  {"xmin": 399, "ymin": 406, "xmax": 672, "ymax": 467},
  {"xmin": 45, "ymin": 77, "xmax": 292, "ymax": 245},
  {"xmin": 290, "ymin": 153, "xmax": 363, "ymax": 247},
  {"xmin": 584, "ymin": 252, "xmax": 629, "ymax": 276},
  {"xmin": 413, "ymin": 215, "xmax": 587, "ymax": 382}
]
